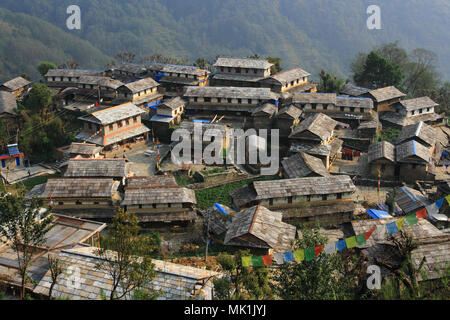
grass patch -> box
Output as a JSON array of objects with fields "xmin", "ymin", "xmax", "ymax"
[
  {"xmin": 174, "ymin": 174, "xmax": 195, "ymax": 186},
  {"xmin": 21, "ymin": 173, "xmax": 61, "ymax": 190},
  {"xmin": 195, "ymin": 174, "xmax": 280, "ymax": 209}
]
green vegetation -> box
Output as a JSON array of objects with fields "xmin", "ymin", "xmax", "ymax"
[
  {"xmin": 318, "ymin": 69, "xmax": 345, "ymax": 93},
  {"xmin": 194, "ymin": 174, "xmax": 280, "ymax": 209},
  {"xmin": 379, "ymin": 127, "xmax": 401, "ymax": 143},
  {"xmin": 37, "ymin": 62, "xmax": 56, "ymax": 78}
]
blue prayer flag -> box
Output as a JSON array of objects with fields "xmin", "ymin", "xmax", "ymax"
[
  {"xmin": 436, "ymin": 198, "xmax": 445, "ymax": 210},
  {"xmin": 386, "ymin": 222, "xmax": 399, "ymax": 235},
  {"xmin": 283, "ymin": 252, "xmax": 295, "ymax": 263},
  {"xmin": 336, "ymin": 239, "xmax": 347, "ymax": 251}
]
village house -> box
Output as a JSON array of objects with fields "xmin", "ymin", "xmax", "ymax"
[
  {"xmin": 115, "ymin": 77, "xmax": 163, "ymax": 112},
  {"xmin": 273, "ymin": 104, "xmax": 302, "ymax": 138},
  {"xmin": 68, "ymin": 142, "xmax": 103, "ymax": 159},
  {"xmin": 0, "ymin": 214, "xmax": 106, "ymax": 295},
  {"xmin": 146, "ymin": 63, "xmax": 209, "ymax": 92},
  {"xmin": 0, "ymin": 76, "xmax": 31, "ymax": 98},
  {"xmin": 282, "ymin": 152, "xmax": 330, "ymax": 179},
  {"xmin": 0, "ymin": 91, "xmax": 18, "ymax": 123},
  {"xmin": 380, "ymin": 96, "xmax": 443, "ymax": 129},
  {"xmin": 27, "ymin": 178, "xmax": 121, "ymax": 218},
  {"xmin": 223, "ymin": 205, "xmax": 297, "ymax": 254},
  {"xmin": 75, "ymin": 103, "xmax": 150, "ymax": 151},
  {"xmin": 229, "ymin": 175, "xmax": 356, "ymax": 226},
  {"xmin": 107, "ymin": 63, "xmax": 148, "ymax": 81},
  {"xmin": 0, "ymin": 144, "xmax": 26, "ymax": 171},
  {"xmin": 363, "ymin": 86, "xmax": 406, "ymax": 112},
  {"xmin": 258, "ymin": 67, "xmax": 317, "ymax": 93},
  {"xmin": 289, "ymin": 113, "xmax": 342, "ymax": 169},
  {"xmin": 150, "ymin": 97, "xmax": 186, "ymax": 135},
  {"xmin": 367, "ymin": 141, "xmax": 397, "ymax": 179},
  {"xmin": 183, "ymin": 86, "xmax": 278, "ymax": 116},
  {"xmin": 340, "ymin": 83, "xmax": 371, "ymax": 97},
  {"xmin": 45, "ymin": 69, "xmax": 102, "ymax": 88},
  {"xmin": 251, "ymin": 103, "xmax": 278, "ymax": 130},
  {"xmin": 211, "ymin": 57, "xmax": 273, "ymax": 87},
  {"xmin": 64, "ymin": 159, "xmax": 129, "ymax": 185},
  {"xmin": 121, "ymin": 175, "xmax": 197, "ymax": 224},
  {"xmin": 33, "ymin": 246, "xmax": 222, "ymax": 300},
  {"xmin": 350, "ymin": 218, "xmax": 450, "ymax": 282},
  {"xmin": 76, "ymin": 75, "xmax": 124, "ymax": 101},
  {"xmin": 396, "ymin": 140, "xmax": 434, "ymax": 183}
]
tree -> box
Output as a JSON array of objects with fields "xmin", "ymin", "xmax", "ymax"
[
  {"xmin": 247, "ymin": 54, "xmax": 260, "ymax": 59},
  {"xmin": 141, "ymin": 53, "xmax": 189, "ymax": 66},
  {"xmin": 20, "ymin": 73, "xmax": 31, "ymax": 81},
  {"xmin": 193, "ymin": 57, "xmax": 210, "ymax": 70},
  {"xmin": 404, "ymin": 48, "xmax": 441, "ymax": 97},
  {"xmin": 37, "ymin": 62, "xmax": 57, "ymax": 78},
  {"xmin": 22, "ymin": 83, "xmax": 53, "ymax": 115},
  {"xmin": 318, "ymin": 69, "xmax": 345, "ymax": 93},
  {"xmin": 213, "ymin": 250, "xmax": 272, "ymax": 300},
  {"xmin": 115, "ymin": 51, "xmax": 136, "ymax": 64},
  {"xmin": 58, "ymin": 59, "xmax": 79, "ymax": 69},
  {"xmin": 0, "ymin": 196, "xmax": 53, "ymax": 299},
  {"xmin": 47, "ymin": 254, "xmax": 66, "ymax": 299},
  {"xmin": 271, "ymin": 227, "xmax": 358, "ymax": 300},
  {"xmin": 354, "ymin": 52, "xmax": 404, "ymax": 89},
  {"xmin": 375, "ymin": 42, "xmax": 409, "ymax": 70},
  {"xmin": 266, "ymin": 56, "xmax": 282, "ymax": 74},
  {"xmin": 94, "ymin": 209, "xmax": 159, "ymax": 300}
]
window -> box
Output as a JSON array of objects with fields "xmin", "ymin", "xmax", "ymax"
[
  {"xmin": 288, "ymin": 196, "xmax": 293, "ymax": 204},
  {"xmin": 323, "ymin": 105, "xmax": 328, "ymax": 110},
  {"xmin": 204, "ymin": 97, "xmax": 211, "ymax": 102},
  {"xmin": 133, "ymin": 116, "xmax": 138, "ymax": 123},
  {"xmin": 311, "ymin": 104, "xmax": 316, "ymax": 110},
  {"xmin": 228, "ymin": 67, "xmax": 232, "ymax": 72},
  {"xmin": 248, "ymin": 99, "xmax": 252, "ymax": 104},
  {"xmin": 126, "ymin": 119, "xmax": 130, "ymax": 126},
  {"xmin": 350, "ymin": 107, "xmax": 355, "ymax": 112},
  {"xmin": 218, "ymin": 98, "xmax": 222, "ymax": 103},
  {"xmin": 412, "ymin": 110, "xmax": 415, "ymax": 115},
  {"xmin": 118, "ymin": 121, "xmax": 123, "ymax": 128},
  {"xmin": 269, "ymin": 198, "xmax": 274, "ymax": 205},
  {"xmin": 245, "ymin": 68, "xmax": 249, "ymax": 73},
  {"xmin": 76, "ymin": 201, "xmax": 82, "ymax": 205},
  {"xmin": 168, "ymin": 203, "xmax": 171, "ymax": 208},
  {"xmin": 194, "ymin": 97, "xmax": 198, "ymax": 102},
  {"xmin": 236, "ymin": 67, "xmax": 241, "ymax": 73},
  {"xmin": 322, "ymin": 195, "xmax": 327, "ymax": 201},
  {"xmin": 337, "ymin": 193, "xmax": 342, "ymax": 200},
  {"xmin": 58, "ymin": 202, "xmax": 64, "ymax": 206},
  {"xmin": 253, "ymin": 69, "xmax": 257, "ymax": 74},
  {"xmin": 109, "ymin": 124, "xmax": 114, "ymax": 131},
  {"xmin": 138, "ymin": 204, "xmax": 142, "ymax": 209},
  {"xmin": 238, "ymin": 99, "xmax": 242, "ymax": 104},
  {"xmin": 307, "ymin": 195, "xmax": 311, "ymax": 202},
  {"xmin": 220, "ymin": 67, "xmax": 224, "ymax": 72},
  {"xmin": 340, "ymin": 107, "xmax": 345, "ymax": 112},
  {"xmin": 94, "ymin": 202, "xmax": 99, "ymax": 205},
  {"xmin": 227, "ymin": 98, "xmax": 232, "ymax": 103},
  {"xmin": 152, "ymin": 204, "xmax": 157, "ymax": 208}
]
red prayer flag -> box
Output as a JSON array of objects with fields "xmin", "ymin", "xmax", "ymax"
[
  {"xmin": 416, "ymin": 208, "xmax": 428, "ymax": 219},
  {"xmin": 262, "ymin": 255, "xmax": 273, "ymax": 266},
  {"xmin": 365, "ymin": 228, "xmax": 375, "ymax": 240},
  {"xmin": 314, "ymin": 245, "xmax": 324, "ymax": 258}
]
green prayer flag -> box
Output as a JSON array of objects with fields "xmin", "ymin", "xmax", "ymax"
[
  {"xmin": 406, "ymin": 213, "xmax": 418, "ymax": 226},
  {"xmin": 345, "ymin": 236, "xmax": 357, "ymax": 249},
  {"xmin": 293, "ymin": 249, "xmax": 304, "ymax": 262},
  {"xmin": 242, "ymin": 256, "xmax": 252, "ymax": 267},
  {"xmin": 356, "ymin": 233, "xmax": 366, "ymax": 246},
  {"xmin": 251, "ymin": 255, "xmax": 264, "ymax": 267},
  {"xmin": 305, "ymin": 247, "xmax": 315, "ymax": 261}
]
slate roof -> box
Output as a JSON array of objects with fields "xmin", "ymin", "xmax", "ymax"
[
  {"xmin": 368, "ymin": 86, "xmax": 406, "ymax": 102},
  {"xmin": 1, "ymin": 76, "xmax": 30, "ymax": 91},
  {"xmin": 179, "ymin": 121, "xmax": 229, "ymax": 136},
  {"xmin": 81, "ymin": 103, "xmax": 145, "ymax": 125},
  {"xmin": 340, "ymin": 83, "xmax": 371, "ymax": 97},
  {"xmin": 397, "ymin": 121, "xmax": 436, "ymax": 147},
  {"xmin": 77, "ymin": 76, "xmax": 123, "ymax": 89},
  {"xmin": 120, "ymin": 77, "xmax": 160, "ymax": 93},
  {"xmin": 0, "ymin": 91, "xmax": 17, "ymax": 115},
  {"xmin": 33, "ymin": 246, "xmax": 221, "ymax": 300},
  {"xmin": 276, "ymin": 104, "xmax": 302, "ymax": 119},
  {"xmin": 367, "ymin": 141, "xmax": 396, "ymax": 163},
  {"xmin": 184, "ymin": 86, "xmax": 277, "ymax": 100},
  {"xmin": 127, "ymin": 175, "xmax": 178, "ymax": 188},
  {"xmin": 282, "ymin": 152, "xmax": 330, "ymax": 178},
  {"xmin": 292, "ymin": 93, "xmax": 336, "ymax": 105},
  {"xmin": 336, "ymin": 96, "xmax": 374, "ymax": 109},
  {"xmin": 68, "ymin": 143, "xmax": 103, "ymax": 156},
  {"xmin": 121, "ymin": 187, "xmax": 197, "ymax": 205},
  {"xmin": 64, "ymin": 159, "xmax": 127, "ymax": 178},
  {"xmin": 161, "ymin": 97, "xmax": 186, "ymax": 110},
  {"xmin": 290, "ymin": 138, "xmax": 343, "ymax": 158},
  {"xmin": 396, "ymin": 140, "xmax": 431, "ymax": 163},
  {"xmin": 268, "ymin": 68, "xmax": 311, "ymax": 85},
  {"xmin": 113, "ymin": 63, "xmax": 147, "ymax": 74},
  {"xmin": 213, "ymin": 57, "xmax": 273, "ymax": 69},
  {"xmin": 200, "ymin": 204, "xmax": 235, "ymax": 236},
  {"xmin": 36, "ymin": 178, "xmax": 120, "ymax": 199},
  {"xmin": 394, "ymin": 186, "xmax": 430, "ymax": 214},
  {"xmin": 251, "ymin": 103, "xmax": 277, "ymax": 117},
  {"xmin": 289, "ymin": 113, "xmax": 338, "ymax": 141},
  {"xmin": 251, "ymin": 175, "xmax": 356, "ymax": 200},
  {"xmin": 45, "ymin": 69, "xmax": 101, "ymax": 78},
  {"xmin": 147, "ymin": 63, "xmax": 208, "ymax": 76},
  {"xmin": 224, "ymin": 205, "xmax": 296, "ymax": 252},
  {"xmin": 398, "ymin": 96, "xmax": 438, "ymax": 111}
]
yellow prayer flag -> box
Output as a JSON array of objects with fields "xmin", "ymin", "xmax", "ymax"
[
  {"xmin": 293, "ymin": 249, "xmax": 304, "ymax": 262},
  {"xmin": 242, "ymin": 256, "xmax": 252, "ymax": 267},
  {"xmin": 446, "ymin": 195, "xmax": 450, "ymax": 205},
  {"xmin": 396, "ymin": 217, "xmax": 405, "ymax": 231}
]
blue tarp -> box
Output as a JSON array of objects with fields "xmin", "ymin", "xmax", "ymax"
[
  {"xmin": 366, "ymin": 209, "xmax": 393, "ymax": 219},
  {"xmin": 192, "ymin": 119, "xmax": 210, "ymax": 123},
  {"xmin": 214, "ymin": 203, "xmax": 228, "ymax": 215}
]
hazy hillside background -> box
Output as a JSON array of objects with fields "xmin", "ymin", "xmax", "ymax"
[{"xmin": 0, "ymin": 0, "xmax": 449, "ymax": 82}]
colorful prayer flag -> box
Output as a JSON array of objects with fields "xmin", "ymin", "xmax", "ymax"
[
  {"xmin": 262, "ymin": 255, "xmax": 273, "ymax": 266},
  {"xmin": 324, "ymin": 243, "xmax": 337, "ymax": 255},
  {"xmin": 305, "ymin": 248, "xmax": 315, "ymax": 261},
  {"xmin": 416, "ymin": 208, "xmax": 427, "ymax": 219},
  {"xmin": 345, "ymin": 236, "xmax": 357, "ymax": 249},
  {"xmin": 284, "ymin": 252, "xmax": 295, "ymax": 263},
  {"xmin": 396, "ymin": 217, "xmax": 405, "ymax": 231},
  {"xmin": 365, "ymin": 228, "xmax": 375, "ymax": 240},
  {"xmin": 336, "ymin": 239, "xmax": 347, "ymax": 251},
  {"xmin": 436, "ymin": 198, "xmax": 445, "ymax": 210},
  {"xmin": 251, "ymin": 255, "xmax": 264, "ymax": 267},
  {"xmin": 386, "ymin": 221, "xmax": 399, "ymax": 235},
  {"xmin": 406, "ymin": 213, "xmax": 418, "ymax": 226},
  {"xmin": 293, "ymin": 249, "xmax": 304, "ymax": 262},
  {"xmin": 242, "ymin": 256, "xmax": 252, "ymax": 267},
  {"xmin": 356, "ymin": 233, "xmax": 366, "ymax": 246},
  {"xmin": 273, "ymin": 252, "xmax": 284, "ymax": 265},
  {"xmin": 314, "ymin": 245, "xmax": 324, "ymax": 258},
  {"xmin": 446, "ymin": 195, "xmax": 450, "ymax": 205}
]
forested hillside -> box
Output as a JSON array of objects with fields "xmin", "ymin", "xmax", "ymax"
[{"xmin": 0, "ymin": 0, "xmax": 449, "ymax": 82}]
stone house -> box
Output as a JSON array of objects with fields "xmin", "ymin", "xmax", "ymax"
[
  {"xmin": 258, "ymin": 67, "xmax": 317, "ymax": 93},
  {"xmin": 211, "ymin": 57, "xmax": 273, "ymax": 87},
  {"xmin": 0, "ymin": 76, "xmax": 31, "ymax": 98}
]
